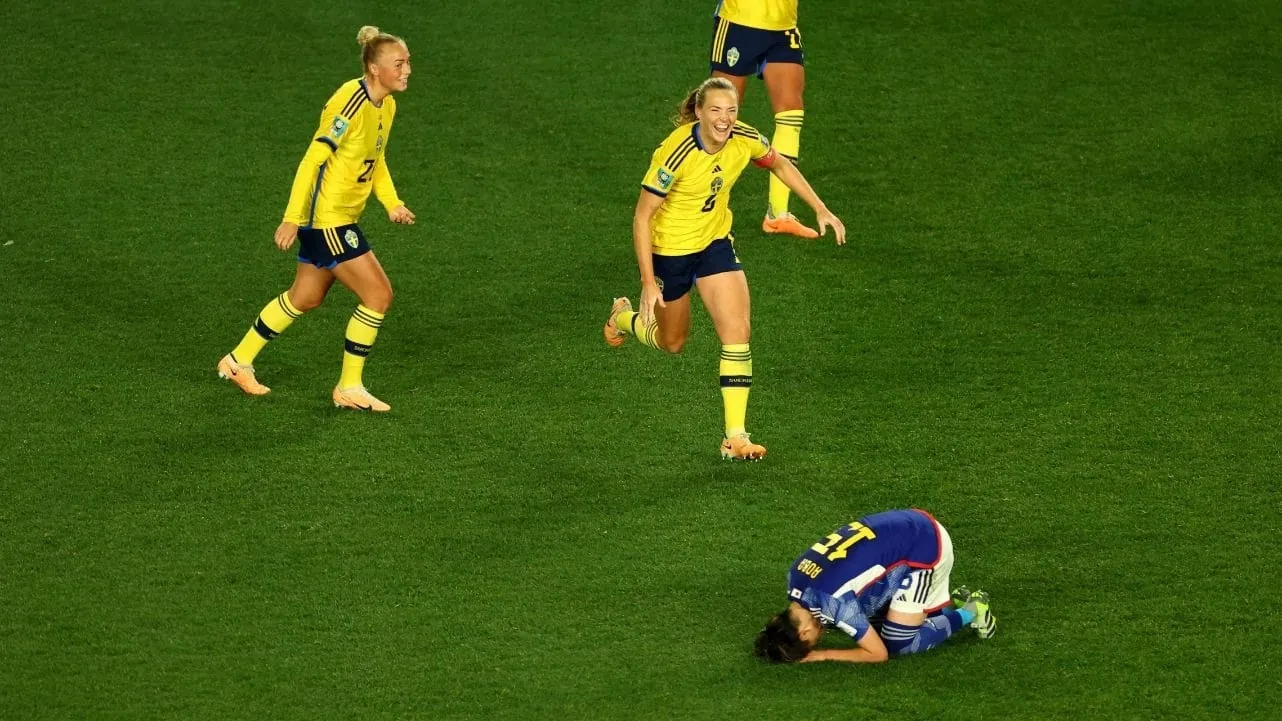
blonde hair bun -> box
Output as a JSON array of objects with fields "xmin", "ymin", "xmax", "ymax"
[{"xmin": 357, "ymin": 25, "xmax": 381, "ymax": 46}]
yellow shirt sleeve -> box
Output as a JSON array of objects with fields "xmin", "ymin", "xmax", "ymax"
[
  {"xmin": 282, "ymin": 82, "xmax": 364, "ymax": 225},
  {"xmin": 641, "ymin": 127, "xmax": 699, "ymax": 197},
  {"xmin": 372, "ymin": 157, "xmax": 402, "ymax": 210},
  {"xmin": 282, "ymin": 140, "xmax": 334, "ymax": 225},
  {"xmin": 732, "ymin": 122, "xmax": 773, "ymax": 161}
]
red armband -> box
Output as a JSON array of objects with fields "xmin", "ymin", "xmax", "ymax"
[{"xmin": 753, "ymin": 148, "xmax": 778, "ymax": 168}]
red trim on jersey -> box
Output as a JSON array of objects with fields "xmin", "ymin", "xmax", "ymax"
[{"xmin": 753, "ymin": 147, "xmax": 778, "ymax": 168}]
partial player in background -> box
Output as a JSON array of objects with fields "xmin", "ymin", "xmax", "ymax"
[
  {"xmin": 754, "ymin": 508, "xmax": 997, "ymax": 664},
  {"xmin": 603, "ymin": 78, "xmax": 844, "ymax": 461},
  {"xmin": 709, "ymin": 0, "xmax": 817, "ymax": 238},
  {"xmin": 217, "ymin": 26, "xmax": 415, "ymax": 412}
]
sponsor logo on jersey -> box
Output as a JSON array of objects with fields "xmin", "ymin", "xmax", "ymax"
[
  {"xmin": 344, "ymin": 229, "xmax": 359, "ymax": 248},
  {"xmin": 656, "ymin": 168, "xmax": 674, "ymax": 190},
  {"xmin": 727, "ymin": 47, "xmax": 740, "ymax": 67}
]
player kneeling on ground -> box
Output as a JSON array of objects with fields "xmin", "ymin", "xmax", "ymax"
[{"xmin": 754, "ymin": 508, "xmax": 996, "ymax": 664}]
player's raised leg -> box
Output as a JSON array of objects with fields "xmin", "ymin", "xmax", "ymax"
[
  {"xmin": 331, "ymin": 251, "xmax": 393, "ymax": 412},
  {"xmin": 697, "ymin": 268, "xmax": 765, "ymax": 460},
  {"xmin": 761, "ymin": 61, "xmax": 817, "ymax": 239},
  {"xmin": 218, "ymin": 264, "xmax": 333, "ymax": 395}
]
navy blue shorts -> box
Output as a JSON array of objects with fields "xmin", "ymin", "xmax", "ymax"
[
  {"xmin": 709, "ymin": 16, "xmax": 804, "ymax": 78},
  {"xmin": 297, "ymin": 224, "xmax": 371, "ymax": 270},
  {"xmin": 652, "ymin": 235, "xmax": 742, "ymax": 302}
]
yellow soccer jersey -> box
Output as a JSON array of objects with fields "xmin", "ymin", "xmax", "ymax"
[
  {"xmin": 718, "ymin": 0, "xmax": 799, "ymax": 31},
  {"xmin": 283, "ymin": 79, "xmax": 402, "ymax": 228},
  {"xmin": 641, "ymin": 122, "xmax": 775, "ymax": 255}
]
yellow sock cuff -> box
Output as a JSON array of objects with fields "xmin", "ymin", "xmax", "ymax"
[
  {"xmin": 719, "ymin": 344, "xmax": 752, "ymax": 380},
  {"xmin": 255, "ymin": 292, "xmax": 303, "ymax": 338},
  {"xmin": 772, "ymin": 110, "xmax": 804, "ymax": 159},
  {"xmin": 345, "ymin": 305, "xmax": 384, "ymax": 357}
]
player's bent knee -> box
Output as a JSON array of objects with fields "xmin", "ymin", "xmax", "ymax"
[
  {"xmin": 361, "ymin": 286, "xmax": 393, "ymax": 313},
  {"xmin": 287, "ymin": 290, "xmax": 325, "ymax": 312}
]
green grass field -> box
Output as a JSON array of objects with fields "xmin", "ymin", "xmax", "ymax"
[{"xmin": 2, "ymin": 1, "xmax": 1279, "ymax": 718}]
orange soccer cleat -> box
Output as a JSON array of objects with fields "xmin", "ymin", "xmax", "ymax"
[
  {"xmin": 332, "ymin": 385, "xmax": 391, "ymax": 412},
  {"xmin": 720, "ymin": 433, "xmax": 767, "ymax": 461},
  {"xmin": 217, "ymin": 354, "xmax": 270, "ymax": 396},
  {"xmin": 603, "ymin": 296, "xmax": 632, "ymax": 348},
  {"xmin": 762, "ymin": 212, "xmax": 820, "ymax": 239}
]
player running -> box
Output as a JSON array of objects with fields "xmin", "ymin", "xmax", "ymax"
[
  {"xmin": 217, "ymin": 25, "xmax": 415, "ymax": 412},
  {"xmin": 603, "ymin": 77, "xmax": 845, "ymax": 461},
  {"xmin": 754, "ymin": 508, "xmax": 997, "ymax": 663}
]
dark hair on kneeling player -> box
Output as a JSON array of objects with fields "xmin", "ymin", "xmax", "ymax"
[{"xmin": 753, "ymin": 609, "xmax": 809, "ymax": 663}]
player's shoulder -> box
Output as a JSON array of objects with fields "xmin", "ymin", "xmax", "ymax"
[
  {"xmin": 655, "ymin": 122, "xmax": 698, "ymax": 151},
  {"xmin": 730, "ymin": 120, "xmax": 764, "ymax": 142},
  {"xmin": 653, "ymin": 123, "xmax": 701, "ymax": 170},
  {"xmin": 325, "ymin": 78, "xmax": 373, "ymax": 118}
]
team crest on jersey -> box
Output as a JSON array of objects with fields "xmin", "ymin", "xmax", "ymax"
[
  {"xmin": 710, "ymin": 177, "xmax": 724, "ymax": 194},
  {"xmin": 330, "ymin": 116, "xmax": 349, "ymax": 139},
  {"xmin": 727, "ymin": 47, "xmax": 740, "ymax": 67},
  {"xmin": 656, "ymin": 168, "xmax": 674, "ymax": 190},
  {"xmin": 344, "ymin": 229, "xmax": 359, "ymax": 249},
  {"xmin": 376, "ymin": 135, "xmax": 384, "ymax": 153}
]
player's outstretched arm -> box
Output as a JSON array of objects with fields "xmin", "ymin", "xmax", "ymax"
[
  {"xmin": 800, "ymin": 628, "xmax": 889, "ymax": 664},
  {"xmin": 763, "ymin": 155, "xmax": 846, "ymax": 246}
]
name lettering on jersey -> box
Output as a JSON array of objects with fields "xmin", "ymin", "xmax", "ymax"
[
  {"xmin": 727, "ymin": 47, "xmax": 741, "ymax": 67},
  {"xmin": 655, "ymin": 168, "xmax": 674, "ymax": 190},
  {"xmin": 796, "ymin": 558, "xmax": 824, "ymax": 579}
]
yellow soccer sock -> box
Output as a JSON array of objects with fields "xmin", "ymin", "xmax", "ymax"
[
  {"xmin": 230, "ymin": 291, "xmax": 303, "ymax": 365},
  {"xmin": 615, "ymin": 310, "xmax": 662, "ymax": 350},
  {"xmin": 720, "ymin": 343, "xmax": 752, "ymax": 437},
  {"xmin": 339, "ymin": 305, "xmax": 385, "ymax": 389},
  {"xmin": 768, "ymin": 110, "xmax": 805, "ymax": 218}
]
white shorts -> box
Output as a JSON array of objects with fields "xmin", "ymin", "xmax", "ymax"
[{"xmin": 888, "ymin": 521, "xmax": 955, "ymax": 615}]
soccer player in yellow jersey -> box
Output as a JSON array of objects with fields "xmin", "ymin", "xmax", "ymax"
[
  {"xmin": 603, "ymin": 78, "xmax": 845, "ymax": 460},
  {"xmin": 710, "ymin": 0, "xmax": 817, "ymax": 239},
  {"xmin": 217, "ymin": 26, "xmax": 415, "ymax": 412}
]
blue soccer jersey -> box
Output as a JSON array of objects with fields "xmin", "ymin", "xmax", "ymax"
[{"xmin": 786, "ymin": 509, "xmax": 944, "ymax": 641}]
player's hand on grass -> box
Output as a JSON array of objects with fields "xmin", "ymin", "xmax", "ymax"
[
  {"xmin": 798, "ymin": 650, "xmax": 828, "ymax": 663},
  {"xmin": 388, "ymin": 205, "xmax": 416, "ymax": 224},
  {"xmin": 274, "ymin": 221, "xmax": 299, "ymax": 251},
  {"xmin": 639, "ymin": 280, "xmax": 665, "ymax": 326},
  {"xmin": 816, "ymin": 209, "xmax": 846, "ymax": 246}
]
